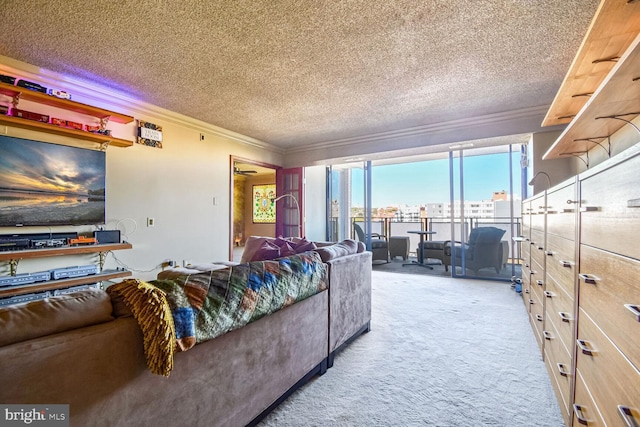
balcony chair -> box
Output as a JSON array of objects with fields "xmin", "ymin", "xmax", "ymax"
[
  {"xmin": 353, "ymin": 223, "xmax": 389, "ymax": 263},
  {"xmin": 443, "ymin": 226, "xmax": 507, "ymax": 274}
]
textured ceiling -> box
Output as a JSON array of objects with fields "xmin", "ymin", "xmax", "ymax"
[{"xmin": 0, "ymin": 0, "xmax": 600, "ymax": 151}]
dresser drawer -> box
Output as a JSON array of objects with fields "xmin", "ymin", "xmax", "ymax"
[
  {"xmin": 546, "ymin": 183, "xmax": 576, "ymax": 239},
  {"xmin": 573, "ymin": 370, "xmax": 606, "ymax": 427},
  {"xmin": 544, "ymin": 275, "xmax": 574, "ymax": 354},
  {"xmin": 580, "ymin": 152, "xmax": 640, "ymax": 260},
  {"xmin": 579, "ymin": 245, "xmax": 640, "ymax": 370},
  {"xmin": 529, "ymin": 230, "xmax": 545, "ymax": 264},
  {"xmin": 576, "ymin": 310, "xmax": 640, "ymax": 427},
  {"xmin": 529, "ymin": 258, "xmax": 545, "ymax": 303},
  {"xmin": 529, "ymin": 291, "xmax": 544, "ymax": 350},
  {"xmin": 544, "ymin": 234, "xmax": 575, "ymax": 296},
  {"xmin": 543, "ymin": 317, "xmax": 572, "ymax": 422}
]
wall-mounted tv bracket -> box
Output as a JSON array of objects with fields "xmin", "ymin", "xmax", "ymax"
[
  {"xmin": 573, "ymin": 136, "xmax": 611, "ymax": 158},
  {"xmin": 595, "ymin": 112, "xmax": 640, "ymax": 137},
  {"xmin": 560, "ymin": 150, "xmax": 590, "ymax": 168}
]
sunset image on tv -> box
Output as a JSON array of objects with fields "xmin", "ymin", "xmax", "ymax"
[{"xmin": 0, "ymin": 136, "xmax": 106, "ymax": 227}]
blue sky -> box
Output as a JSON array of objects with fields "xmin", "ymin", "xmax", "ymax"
[{"xmin": 349, "ymin": 152, "xmax": 523, "ymax": 207}]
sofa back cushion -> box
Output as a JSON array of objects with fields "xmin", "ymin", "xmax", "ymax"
[
  {"xmin": 314, "ymin": 239, "xmax": 360, "ymax": 262},
  {"xmin": 0, "ymin": 288, "xmax": 113, "ymax": 347}
]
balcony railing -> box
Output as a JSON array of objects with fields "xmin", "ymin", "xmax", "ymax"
[{"xmin": 346, "ymin": 216, "xmax": 522, "ymax": 264}]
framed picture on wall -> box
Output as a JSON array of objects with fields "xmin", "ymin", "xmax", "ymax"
[{"xmin": 253, "ymin": 184, "xmax": 276, "ymax": 223}]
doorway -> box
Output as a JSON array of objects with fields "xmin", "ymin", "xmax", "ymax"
[{"xmin": 229, "ymin": 157, "xmax": 277, "ymax": 261}]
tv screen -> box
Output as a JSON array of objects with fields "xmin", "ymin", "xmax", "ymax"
[{"xmin": 0, "ymin": 136, "xmax": 106, "ymax": 227}]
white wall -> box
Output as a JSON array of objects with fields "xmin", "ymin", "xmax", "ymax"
[{"xmin": 0, "ymin": 58, "xmax": 283, "ymax": 281}]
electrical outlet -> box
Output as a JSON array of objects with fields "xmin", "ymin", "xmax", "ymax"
[{"xmin": 147, "ymin": 217, "xmax": 155, "ymax": 227}]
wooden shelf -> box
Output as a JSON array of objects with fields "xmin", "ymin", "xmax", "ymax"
[
  {"xmin": 0, "ymin": 82, "xmax": 134, "ymax": 124},
  {"xmin": 0, "ymin": 81, "xmax": 135, "ymax": 147},
  {"xmin": 542, "ymin": 0, "xmax": 640, "ymax": 127},
  {"xmin": 543, "ymin": 32, "xmax": 640, "ymax": 160},
  {"xmin": 0, "ymin": 269, "xmax": 132, "ymax": 298},
  {"xmin": 0, "ymin": 115, "xmax": 133, "ymax": 147},
  {"xmin": 0, "ymin": 243, "xmax": 133, "ymax": 298},
  {"xmin": 0, "ymin": 243, "xmax": 133, "ymax": 261}
]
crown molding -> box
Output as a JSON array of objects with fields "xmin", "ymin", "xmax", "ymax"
[
  {"xmin": 0, "ymin": 55, "xmax": 279, "ymax": 152},
  {"xmin": 287, "ymin": 105, "xmax": 550, "ymax": 154}
]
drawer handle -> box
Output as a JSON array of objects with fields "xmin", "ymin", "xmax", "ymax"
[
  {"xmin": 543, "ymin": 330, "xmax": 553, "ymax": 340},
  {"xmin": 547, "ymin": 210, "xmax": 557, "ymax": 214},
  {"xmin": 524, "ymin": 289, "xmax": 530, "ymax": 294},
  {"xmin": 618, "ymin": 405, "xmax": 638, "ymax": 426},
  {"xmin": 579, "ymin": 273, "xmax": 599, "ymax": 285},
  {"xmin": 536, "ymin": 280, "xmax": 544, "ymax": 286},
  {"xmin": 559, "ymin": 312, "xmax": 571, "ymax": 323},
  {"xmin": 530, "ymin": 270, "xmax": 537, "ymax": 275},
  {"xmin": 557, "ymin": 363, "xmax": 569, "ymax": 377},
  {"xmin": 530, "ymin": 241, "xmax": 536, "ymax": 245},
  {"xmin": 525, "ymin": 238, "xmax": 530, "ymax": 242},
  {"xmin": 624, "ymin": 304, "xmax": 640, "ymax": 322},
  {"xmin": 562, "ymin": 208, "xmax": 574, "ymax": 213},
  {"xmin": 529, "ymin": 299, "xmax": 535, "ymax": 305},
  {"xmin": 544, "ymin": 291, "xmax": 553, "ymax": 298},
  {"xmin": 577, "ymin": 339, "xmax": 595, "ymax": 356},
  {"xmin": 525, "ymin": 263, "xmax": 529, "ymax": 268},
  {"xmin": 536, "ymin": 314, "xmax": 543, "ymax": 322},
  {"xmin": 580, "ymin": 206, "xmax": 600, "ymax": 212},
  {"xmin": 545, "ymin": 250, "xmax": 553, "ymax": 256},
  {"xmin": 560, "ymin": 260, "xmax": 572, "ymax": 268},
  {"xmin": 574, "ymin": 404, "xmax": 590, "ymax": 426},
  {"xmin": 628, "ymin": 198, "xmax": 640, "ymax": 208},
  {"xmin": 537, "ymin": 245, "xmax": 544, "ymax": 250}
]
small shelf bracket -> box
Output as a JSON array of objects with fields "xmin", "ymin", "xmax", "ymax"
[
  {"xmin": 11, "ymin": 93, "xmax": 20, "ymax": 108},
  {"xmin": 99, "ymin": 141, "xmax": 110, "ymax": 152},
  {"xmin": 573, "ymin": 136, "xmax": 611, "ymax": 158},
  {"xmin": 98, "ymin": 251, "xmax": 108, "ymax": 272},
  {"xmin": 595, "ymin": 112, "xmax": 640, "ymax": 137},
  {"xmin": 592, "ymin": 55, "xmax": 620, "ymax": 64},
  {"xmin": 557, "ymin": 114, "xmax": 576, "ymax": 121},
  {"xmin": 9, "ymin": 258, "xmax": 19, "ymax": 276},
  {"xmin": 571, "ymin": 92, "xmax": 593, "ymax": 98},
  {"xmin": 99, "ymin": 116, "xmax": 110, "ymax": 131},
  {"xmin": 560, "ymin": 150, "xmax": 589, "ymax": 168}
]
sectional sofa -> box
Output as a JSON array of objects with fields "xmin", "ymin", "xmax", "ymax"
[{"xmin": 0, "ymin": 239, "xmax": 372, "ymax": 427}]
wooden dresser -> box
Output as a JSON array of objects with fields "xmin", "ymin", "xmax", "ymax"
[
  {"xmin": 523, "ymin": 2, "xmax": 640, "ymax": 424},
  {"xmin": 524, "ymin": 146, "xmax": 640, "ymax": 426}
]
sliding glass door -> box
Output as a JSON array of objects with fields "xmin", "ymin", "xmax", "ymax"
[
  {"xmin": 326, "ymin": 143, "xmax": 523, "ymax": 282},
  {"xmin": 449, "ymin": 145, "xmax": 522, "ymax": 280}
]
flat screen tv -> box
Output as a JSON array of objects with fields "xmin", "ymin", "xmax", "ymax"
[{"xmin": 0, "ymin": 135, "xmax": 106, "ymax": 227}]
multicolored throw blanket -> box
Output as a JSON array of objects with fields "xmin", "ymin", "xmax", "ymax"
[{"xmin": 107, "ymin": 251, "xmax": 327, "ymax": 376}]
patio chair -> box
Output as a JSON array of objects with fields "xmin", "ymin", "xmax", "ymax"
[
  {"xmin": 353, "ymin": 223, "xmax": 389, "ymax": 263},
  {"xmin": 443, "ymin": 226, "xmax": 506, "ymax": 274}
]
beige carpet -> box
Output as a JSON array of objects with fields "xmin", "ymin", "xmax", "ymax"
[{"xmin": 258, "ymin": 271, "xmax": 563, "ymax": 427}]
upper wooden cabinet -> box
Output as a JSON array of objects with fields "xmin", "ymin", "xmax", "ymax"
[
  {"xmin": 0, "ymin": 81, "xmax": 134, "ymax": 147},
  {"xmin": 542, "ymin": 0, "xmax": 640, "ymax": 128}
]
